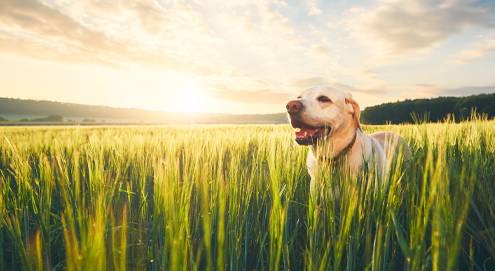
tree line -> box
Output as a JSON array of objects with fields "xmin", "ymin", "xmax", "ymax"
[
  {"xmin": 360, "ymin": 93, "xmax": 495, "ymax": 124},
  {"xmin": 0, "ymin": 115, "xmax": 100, "ymax": 123}
]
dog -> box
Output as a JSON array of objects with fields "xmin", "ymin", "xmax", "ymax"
[{"xmin": 286, "ymin": 86, "xmax": 411, "ymax": 198}]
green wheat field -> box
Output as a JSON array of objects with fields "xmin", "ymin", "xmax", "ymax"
[{"xmin": 0, "ymin": 116, "xmax": 494, "ymax": 270}]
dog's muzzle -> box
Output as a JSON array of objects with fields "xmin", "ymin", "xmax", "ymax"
[
  {"xmin": 286, "ymin": 100, "xmax": 303, "ymax": 114},
  {"xmin": 286, "ymin": 100, "xmax": 331, "ymax": 146}
]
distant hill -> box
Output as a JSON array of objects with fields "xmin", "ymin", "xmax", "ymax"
[
  {"xmin": 361, "ymin": 93, "xmax": 495, "ymax": 124},
  {"xmin": 0, "ymin": 98, "xmax": 288, "ymax": 124}
]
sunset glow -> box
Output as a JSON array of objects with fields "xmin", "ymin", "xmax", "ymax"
[
  {"xmin": 0, "ymin": 0, "xmax": 494, "ymax": 114},
  {"xmin": 172, "ymin": 82, "xmax": 208, "ymax": 113}
]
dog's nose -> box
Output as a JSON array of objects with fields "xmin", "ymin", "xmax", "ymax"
[{"xmin": 286, "ymin": 100, "xmax": 303, "ymax": 113}]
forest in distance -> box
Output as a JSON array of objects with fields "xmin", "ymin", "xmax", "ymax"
[{"xmin": 360, "ymin": 92, "xmax": 495, "ymax": 124}]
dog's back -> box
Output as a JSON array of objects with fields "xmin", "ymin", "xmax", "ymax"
[{"xmin": 370, "ymin": 132, "xmax": 411, "ymax": 162}]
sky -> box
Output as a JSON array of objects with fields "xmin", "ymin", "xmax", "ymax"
[{"xmin": 0, "ymin": 0, "xmax": 494, "ymax": 114}]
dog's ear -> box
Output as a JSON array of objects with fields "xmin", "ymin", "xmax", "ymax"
[{"xmin": 344, "ymin": 93, "xmax": 363, "ymax": 132}]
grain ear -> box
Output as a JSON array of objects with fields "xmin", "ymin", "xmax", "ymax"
[{"xmin": 345, "ymin": 94, "xmax": 363, "ymax": 132}]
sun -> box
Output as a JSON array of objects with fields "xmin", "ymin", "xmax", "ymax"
[{"xmin": 173, "ymin": 82, "xmax": 207, "ymax": 112}]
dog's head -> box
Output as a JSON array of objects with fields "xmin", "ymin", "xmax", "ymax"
[{"xmin": 286, "ymin": 86, "xmax": 362, "ymax": 146}]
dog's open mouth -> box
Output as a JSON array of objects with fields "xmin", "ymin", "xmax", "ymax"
[
  {"xmin": 294, "ymin": 126, "xmax": 331, "ymax": 145},
  {"xmin": 289, "ymin": 118, "xmax": 331, "ymax": 145}
]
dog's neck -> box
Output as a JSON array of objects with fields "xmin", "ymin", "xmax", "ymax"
[
  {"xmin": 331, "ymin": 131, "xmax": 357, "ymax": 164},
  {"xmin": 314, "ymin": 126, "xmax": 358, "ymax": 165}
]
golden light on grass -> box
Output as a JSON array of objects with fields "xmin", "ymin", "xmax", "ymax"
[{"xmin": 0, "ymin": 116, "xmax": 494, "ymax": 270}]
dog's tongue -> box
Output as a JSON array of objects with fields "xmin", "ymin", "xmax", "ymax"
[{"xmin": 295, "ymin": 127, "xmax": 318, "ymax": 138}]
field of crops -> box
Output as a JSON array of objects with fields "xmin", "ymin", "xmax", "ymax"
[{"xmin": 0, "ymin": 118, "xmax": 494, "ymax": 270}]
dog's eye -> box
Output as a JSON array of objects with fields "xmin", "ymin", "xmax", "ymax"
[
  {"xmin": 297, "ymin": 96, "xmax": 302, "ymax": 99},
  {"xmin": 317, "ymin": 96, "xmax": 331, "ymax": 103}
]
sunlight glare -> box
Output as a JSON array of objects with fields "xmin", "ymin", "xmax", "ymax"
[{"xmin": 172, "ymin": 82, "xmax": 207, "ymax": 112}]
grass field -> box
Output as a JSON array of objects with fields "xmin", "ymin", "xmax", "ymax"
[{"xmin": 0, "ymin": 118, "xmax": 494, "ymax": 270}]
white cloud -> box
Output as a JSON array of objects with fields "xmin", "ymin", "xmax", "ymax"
[
  {"xmin": 406, "ymin": 84, "xmax": 495, "ymax": 97},
  {"xmin": 206, "ymin": 85, "xmax": 290, "ymax": 105},
  {"xmin": 0, "ymin": 0, "xmax": 295, "ymax": 96},
  {"xmin": 215, "ymin": 2, "xmax": 301, "ymax": 49},
  {"xmin": 348, "ymin": 0, "xmax": 495, "ymax": 57},
  {"xmin": 0, "ymin": 0, "xmax": 226, "ymax": 74},
  {"xmin": 286, "ymin": 76, "xmax": 388, "ymax": 95},
  {"xmin": 307, "ymin": 0, "xmax": 323, "ymax": 15},
  {"xmin": 306, "ymin": 38, "xmax": 331, "ymax": 58},
  {"xmin": 287, "ymin": 77, "xmax": 329, "ymax": 90},
  {"xmin": 442, "ymin": 85, "xmax": 495, "ymax": 96},
  {"xmin": 448, "ymin": 36, "xmax": 495, "ymax": 64},
  {"xmin": 276, "ymin": 1, "xmax": 288, "ymax": 8}
]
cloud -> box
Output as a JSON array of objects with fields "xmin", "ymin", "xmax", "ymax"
[
  {"xmin": 287, "ymin": 76, "xmax": 388, "ymax": 95},
  {"xmin": 408, "ymin": 84, "xmax": 495, "ymax": 97},
  {"xmin": 215, "ymin": 2, "xmax": 301, "ymax": 51},
  {"xmin": 203, "ymin": 70, "xmax": 271, "ymax": 94},
  {"xmin": 332, "ymin": 68, "xmax": 394, "ymax": 92},
  {"xmin": 307, "ymin": 0, "xmax": 322, "ymax": 15},
  {"xmin": 331, "ymin": 81, "xmax": 388, "ymax": 95},
  {"xmin": 306, "ymin": 38, "xmax": 331, "ymax": 57},
  {"xmin": 410, "ymin": 84, "xmax": 444, "ymax": 96},
  {"xmin": 448, "ymin": 37, "xmax": 495, "ymax": 64},
  {"xmin": 461, "ymin": 49, "xmax": 492, "ymax": 59},
  {"xmin": 0, "ymin": 0, "xmax": 123, "ymax": 51},
  {"xmin": 288, "ymin": 77, "xmax": 330, "ymax": 90},
  {"xmin": 358, "ymin": 70, "xmax": 379, "ymax": 79},
  {"xmin": 77, "ymin": 0, "xmax": 220, "ymax": 48},
  {"xmin": 348, "ymin": 0, "xmax": 495, "ymax": 56},
  {"xmin": 0, "ymin": 0, "xmax": 226, "ymax": 76},
  {"xmin": 442, "ymin": 86, "xmax": 495, "ymax": 96},
  {"xmin": 206, "ymin": 85, "xmax": 291, "ymax": 104},
  {"xmin": 0, "ymin": 33, "xmax": 125, "ymax": 69},
  {"xmin": 0, "ymin": 0, "xmax": 133, "ymax": 67}
]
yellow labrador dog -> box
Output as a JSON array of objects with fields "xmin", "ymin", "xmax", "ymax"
[{"xmin": 286, "ymin": 86, "xmax": 411, "ymax": 197}]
